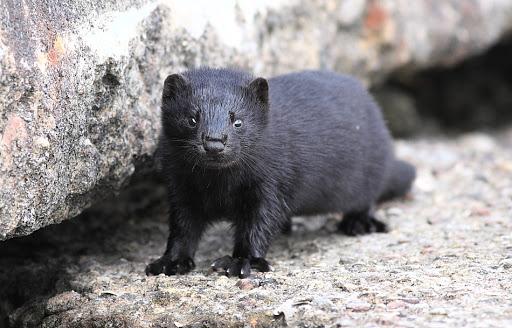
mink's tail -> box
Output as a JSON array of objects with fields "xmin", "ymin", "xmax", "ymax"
[{"xmin": 378, "ymin": 159, "xmax": 416, "ymax": 203}]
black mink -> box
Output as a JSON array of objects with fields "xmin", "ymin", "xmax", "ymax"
[{"xmin": 146, "ymin": 67, "xmax": 415, "ymax": 278}]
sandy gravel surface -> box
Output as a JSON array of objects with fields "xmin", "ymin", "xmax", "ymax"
[{"xmin": 2, "ymin": 127, "xmax": 512, "ymax": 327}]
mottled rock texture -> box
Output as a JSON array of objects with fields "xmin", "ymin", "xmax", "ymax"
[{"xmin": 2, "ymin": 0, "xmax": 512, "ymax": 240}]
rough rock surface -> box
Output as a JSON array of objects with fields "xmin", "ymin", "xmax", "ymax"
[
  {"xmin": 1, "ymin": 127, "xmax": 511, "ymax": 327},
  {"xmin": 2, "ymin": 0, "xmax": 512, "ymax": 240}
]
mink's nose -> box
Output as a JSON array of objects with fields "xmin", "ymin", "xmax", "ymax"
[{"xmin": 203, "ymin": 140, "xmax": 225, "ymax": 153}]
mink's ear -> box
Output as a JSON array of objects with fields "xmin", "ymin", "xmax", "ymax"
[
  {"xmin": 162, "ymin": 74, "xmax": 189, "ymax": 100},
  {"xmin": 247, "ymin": 77, "xmax": 269, "ymax": 104}
]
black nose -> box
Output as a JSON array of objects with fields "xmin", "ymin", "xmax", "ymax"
[{"xmin": 203, "ymin": 140, "xmax": 225, "ymax": 153}]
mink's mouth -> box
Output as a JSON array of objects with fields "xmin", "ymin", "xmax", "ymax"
[
  {"xmin": 192, "ymin": 144, "xmax": 239, "ymax": 169},
  {"xmin": 199, "ymin": 158, "xmax": 238, "ymax": 169},
  {"xmin": 194, "ymin": 152, "xmax": 238, "ymax": 169}
]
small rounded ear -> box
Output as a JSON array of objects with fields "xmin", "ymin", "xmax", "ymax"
[
  {"xmin": 247, "ymin": 77, "xmax": 269, "ymax": 104},
  {"xmin": 163, "ymin": 74, "xmax": 189, "ymax": 100}
]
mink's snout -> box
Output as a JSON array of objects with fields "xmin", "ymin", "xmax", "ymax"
[
  {"xmin": 202, "ymin": 133, "xmax": 227, "ymax": 154},
  {"xmin": 203, "ymin": 140, "xmax": 225, "ymax": 153}
]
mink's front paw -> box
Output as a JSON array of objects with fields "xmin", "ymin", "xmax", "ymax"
[
  {"xmin": 146, "ymin": 255, "xmax": 195, "ymax": 276},
  {"xmin": 338, "ymin": 212, "xmax": 388, "ymax": 236},
  {"xmin": 211, "ymin": 255, "xmax": 273, "ymax": 278}
]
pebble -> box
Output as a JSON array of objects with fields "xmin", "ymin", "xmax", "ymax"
[
  {"xmin": 236, "ymin": 278, "xmax": 260, "ymax": 290},
  {"xmin": 427, "ymin": 217, "xmax": 451, "ymax": 225},
  {"xmin": 346, "ymin": 300, "xmax": 371, "ymax": 312},
  {"xmin": 470, "ymin": 208, "xmax": 490, "ymax": 216},
  {"xmin": 459, "ymin": 133, "xmax": 496, "ymax": 152},
  {"xmin": 34, "ymin": 136, "xmax": 50, "ymax": 148},
  {"xmin": 386, "ymin": 207, "xmax": 404, "ymax": 217},
  {"xmin": 214, "ymin": 276, "xmax": 230, "ymax": 286},
  {"xmin": 273, "ymin": 299, "xmax": 297, "ymax": 317},
  {"xmin": 333, "ymin": 280, "xmax": 350, "ymax": 292},
  {"xmin": 260, "ymin": 278, "xmax": 278, "ymax": 287},
  {"xmin": 430, "ymin": 308, "xmax": 448, "ymax": 315},
  {"xmin": 398, "ymin": 297, "xmax": 421, "ymax": 304},
  {"xmin": 386, "ymin": 300, "xmax": 407, "ymax": 310},
  {"xmin": 337, "ymin": 0, "xmax": 366, "ymax": 26},
  {"xmin": 500, "ymin": 259, "xmax": 512, "ymax": 269},
  {"xmin": 421, "ymin": 247, "xmax": 436, "ymax": 254},
  {"xmin": 46, "ymin": 291, "xmax": 83, "ymax": 314},
  {"xmin": 311, "ymin": 297, "xmax": 333, "ymax": 307},
  {"xmin": 339, "ymin": 256, "xmax": 356, "ymax": 264},
  {"xmin": 415, "ymin": 173, "xmax": 438, "ymax": 193}
]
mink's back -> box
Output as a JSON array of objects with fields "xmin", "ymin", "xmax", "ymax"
[{"xmin": 262, "ymin": 70, "xmax": 393, "ymax": 216}]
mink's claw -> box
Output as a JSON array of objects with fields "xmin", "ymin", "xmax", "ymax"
[
  {"xmin": 146, "ymin": 256, "xmax": 195, "ymax": 276},
  {"xmin": 211, "ymin": 255, "xmax": 233, "ymax": 271},
  {"xmin": 211, "ymin": 255, "xmax": 273, "ymax": 278},
  {"xmin": 338, "ymin": 212, "xmax": 389, "ymax": 236}
]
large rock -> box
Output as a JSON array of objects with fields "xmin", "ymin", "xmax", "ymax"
[{"xmin": 2, "ymin": 0, "xmax": 512, "ymax": 240}]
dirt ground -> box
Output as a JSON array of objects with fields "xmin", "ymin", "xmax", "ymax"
[{"xmin": 1, "ymin": 127, "xmax": 511, "ymax": 328}]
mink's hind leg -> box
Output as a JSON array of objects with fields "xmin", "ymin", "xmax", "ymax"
[
  {"xmin": 338, "ymin": 207, "xmax": 388, "ymax": 236},
  {"xmin": 281, "ymin": 218, "xmax": 293, "ymax": 235}
]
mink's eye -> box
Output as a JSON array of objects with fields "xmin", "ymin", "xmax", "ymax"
[
  {"xmin": 188, "ymin": 117, "xmax": 197, "ymax": 127},
  {"xmin": 233, "ymin": 119, "xmax": 243, "ymax": 128}
]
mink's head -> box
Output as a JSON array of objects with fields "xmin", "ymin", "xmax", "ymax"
[{"xmin": 160, "ymin": 67, "xmax": 269, "ymax": 169}]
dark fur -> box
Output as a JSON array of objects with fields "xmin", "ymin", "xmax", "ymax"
[{"xmin": 146, "ymin": 68, "xmax": 415, "ymax": 278}]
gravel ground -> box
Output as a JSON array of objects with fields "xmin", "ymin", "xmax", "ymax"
[{"xmin": 1, "ymin": 127, "xmax": 512, "ymax": 328}]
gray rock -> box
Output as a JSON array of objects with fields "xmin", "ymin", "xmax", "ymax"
[{"xmin": 2, "ymin": 0, "xmax": 512, "ymax": 240}]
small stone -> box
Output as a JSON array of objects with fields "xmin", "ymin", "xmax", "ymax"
[
  {"xmin": 333, "ymin": 280, "xmax": 350, "ymax": 292},
  {"xmin": 236, "ymin": 278, "xmax": 260, "ymax": 290},
  {"xmin": 464, "ymin": 252, "xmax": 478, "ymax": 259},
  {"xmin": 273, "ymin": 299, "xmax": 297, "ymax": 317},
  {"xmin": 427, "ymin": 217, "xmax": 450, "ymax": 225},
  {"xmin": 398, "ymin": 297, "xmax": 420, "ymax": 304},
  {"xmin": 33, "ymin": 136, "xmax": 50, "ymax": 148},
  {"xmin": 386, "ymin": 207, "xmax": 404, "ymax": 217},
  {"xmin": 499, "ymin": 161, "xmax": 512, "ymax": 172},
  {"xmin": 459, "ymin": 133, "xmax": 496, "ymax": 152},
  {"xmin": 500, "ymin": 259, "xmax": 512, "ymax": 269},
  {"xmin": 311, "ymin": 297, "xmax": 333, "ymax": 307},
  {"xmin": 214, "ymin": 276, "xmax": 230, "ymax": 287},
  {"xmin": 430, "ymin": 308, "xmax": 448, "ymax": 315},
  {"xmin": 470, "ymin": 208, "xmax": 490, "ymax": 216},
  {"xmin": 338, "ymin": 0, "xmax": 366, "ymax": 26},
  {"xmin": 421, "ymin": 247, "xmax": 435, "ymax": 254},
  {"xmin": 339, "ymin": 256, "xmax": 355, "ymax": 264},
  {"xmin": 46, "ymin": 291, "xmax": 83, "ymax": 314},
  {"xmin": 346, "ymin": 300, "xmax": 371, "ymax": 312},
  {"xmin": 383, "ymin": 253, "xmax": 404, "ymax": 260},
  {"xmin": 260, "ymin": 278, "xmax": 278, "ymax": 287},
  {"xmin": 386, "ymin": 300, "xmax": 407, "ymax": 310}
]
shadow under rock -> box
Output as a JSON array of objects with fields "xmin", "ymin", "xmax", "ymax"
[{"xmin": 0, "ymin": 175, "xmax": 167, "ymax": 327}]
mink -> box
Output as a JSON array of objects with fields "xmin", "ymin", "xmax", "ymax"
[{"xmin": 146, "ymin": 68, "xmax": 415, "ymax": 278}]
